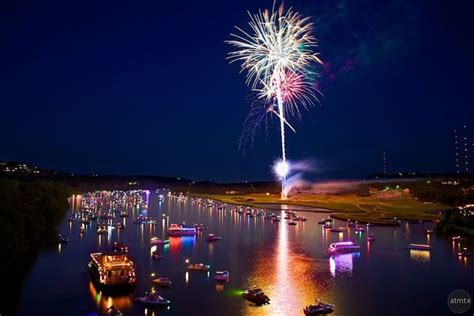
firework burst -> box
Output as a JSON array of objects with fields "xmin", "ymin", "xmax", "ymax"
[{"xmin": 227, "ymin": 2, "xmax": 322, "ymax": 199}]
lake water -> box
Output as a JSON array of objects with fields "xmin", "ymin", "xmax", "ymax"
[{"xmin": 17, "ymin": 190, "xmax": 474, "ymax": 315}]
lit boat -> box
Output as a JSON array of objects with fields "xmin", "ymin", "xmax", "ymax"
[
  {"xmin": 206, "ymin": 234, "xmax": 221, "ymax": 242},
  {"xmin": 112, "ymin": 242, "xmax": 128, "ymax": 253},
  {"xmin": 80, "ymin": 227, "xmax": 85, "ymax": 234},
  {"xmin": 328, "ymin": 241, "xmax": 360, "ymax": 255},
  {"xmin": 134, "ymin": 293, "xmax": 170, "ymax": 306},
  {"xmin": 102, "ymin": 305, "xmax": 122, "ymax": 316},
  {"xmin": 88, "ymin": 252, "xmax": 136, "ymax": 289},
  {"xmin": 367, "ymin": 234, "xmax": 376, "ymax": 242},
  {"xmin": 214, "ymin": 271, "xmax": 229, "ymax": 281},
  {"xmin": 354, "ymin": 226, "xmax": 365, "ymax": 233},
  {"xmin": 451, "ymin": 236, "xmax": 464, "ymax": 241},
  {"xmin": 115, "ymin": 223, "xmax": 125, "ymax": 229},
  {"xmin": 425, "ymin": 229, "xmax": 433, "ymax": 235},
  {"xmin": 58, "ymin": 234, "xmax": 69, "ymax": 244},
  {"xmin": 168, "ymin": 223, "xmax": 197, "ymax": 236},
  {"xmin": 152, "ymin": 277, "xmax": 172, "ymax": 287},
  {"xmin": 303, "ymin": 301, "xmax": 335, "ymax": 315},
  {"xmin": 457, "ymin": 247, "xmax": 473, "ymax": 257},
  {"xmin": 242, "ymin": 287, "xmax": 270, "ymax": 305},
  {"xmin": 150, "ymin": 237, "xmax": 170, "ymax": 245},
  {"xmin": 97, "ymin": 227, "xmax": 108, "ymax": 234},
  {"xmin": 407, "ymin": 243, "xmax": 431, "ymax": 251},
  {"xmin": 187, "ymin": 263, "xmax": 210, "ymax": 271},
  {"xmin": 119, "ymin": 212, "xmax": 130, "ymax": 218}
]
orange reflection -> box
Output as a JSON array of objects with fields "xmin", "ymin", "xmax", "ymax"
[
  {"xmin": 410, "ymin": 249, "xmax": 430, "ymax": 262},
  {"xmin": 243, "ymin": 213, "xmax": 329, "ymax": 314},
  {"xmin": 88, "ymin": 281, "xmax": 133, "ymax": 312}
]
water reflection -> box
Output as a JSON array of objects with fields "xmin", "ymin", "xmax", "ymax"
[
  {"xmin": 88, "ymin": 281, "xmax": 133, "ymax": 312},
  {"xmin": 329, "ymin": 253, "xmax": 358, "ymax": 277},
  {"xmin": 244, "ymin": 214, "xmax": 322, "ymax": 314},
  {"xmin": 409, "ymin": 249, "xmax": 430, "ymax": 262}
]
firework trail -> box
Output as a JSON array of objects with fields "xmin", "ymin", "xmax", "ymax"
[{"xmin": 227, "ymin": 2, "xmax": 322, "ymax": 199}]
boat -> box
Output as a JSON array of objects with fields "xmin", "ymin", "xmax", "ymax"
[
  {"xmin": 152, "ymin": 250, "xmax": 162, "ymax": 259},
  {"xmin": 451, "ymin": 236, "xmax": 464, "ymax": 241},
  {"xmin": 367, "ymin": 234, "xmax": 376, "ymax": 242},
  {"xmin": 68, "ymin": 217, "xmax": 75, "ymax": 222},
  {"xmin": 97, "ymin": 227, "xmax": 108, "ymax": 234},
  {"xmin": 425, "ymin": 229, "xmax": 434, "ymax": 235},
  {"xmin": 134, "ymin": 293, "xmax": 170, "ymax": 306},
  {"xmin": 242, "ymin": 287, "xmax": 270, "ymax": 305},
  {"xmin": 214, "ymin": 271, "xmax": 229, "ymax": 281},
  {"xmin": 328, "ymin": 228, "xmax": 342, "ymax": 233},
  {"xmin": 288, "ymin": 220, "xmax": 297, "ymax": 226},
  {"xmin": 115, "ymin": 223, "xmax": 125, "ymax": 229},
  {"xmin": 88, "ymin": 252, "xmax": 136, "ymax": 289},
  {"xmin": 457, "ymin": 248, "xmax": 473, "ymax": 257},
  {"xmin": 328, "ymin": 241, "xmax": 360, "ymax": 255},
  {"xmin": 272, "ymin": 216, "xmax": 281, "ymax": 222},
  {"xmin": 112, "ymin": 242, "xmax": 128, "ymax": 253},
  {"xmin": 187, "ymin": 263, "xmax": 210, "ymax": 271},
  {"xmin": 119, "ymin": 213, "xmax": 130, "ymax": 218},
  {"xmin": 80, "ymin": 227, "xmax": 85, "ymax": 234},
  {"xmin": 168, "ymin": 223, "xmax": 197, "ymax": 236},
  {"xmin": 58, "ymin": 234, "xmax": 69, "ymax": 244},
  {"xmin": 152, "ymin": 277, "xmax": 172, "ymax": 287},
  {"xmin": 407, "ymin": 243, "xmax": 431, "ymax": 251},
  {"xmin": 101, "ymin": 305, "xmax": 122, "ymax": 316},
  {"xmin": 303, "ymin": 301, "xmax": 335, "ymax": 315},
  {"xmin": 354, "ymin": 226, "xmax": 365, "ymax": 233},
  {"xmin": 150, "ymin": 237, "xmax": 170, "ymax": 245},
  {"xmin": 206, "ymin": 234, "xmax": 221, "ymax": 242}
]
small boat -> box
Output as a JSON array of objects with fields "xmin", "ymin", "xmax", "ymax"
[
  {"xmin": 187, "ymin": 263, "xmax": 210, "ymax": 271},
  {"xmin": 318, "ymin": 220, "xmax": 326, "ymax": 225},
  {"xmin": 367, "ymin": 234, "xmax": 376, "ymax": 242},
  {"xmin": 242, "ymin": 287, "xmax": 270, "ymax": 305},
  {"xmin": 134, "ymin": 293, "xmax": 170, "ymax": 306},
  {"xmin": 58, "ymin": 234, "xmax": 69, "ymax": 244},
  {"xmin": 425, "ymin": 229, "xmax": 433, "ymax": 235},
  {"xmin": 328, "ymin": 228, "xmax": 342, "ymax": 233},
  {"xmin": 451, "ymin": 236, "xmax": 465, "ymax": 241},
  {"xmin": 68, "ymin": 217, "xmax": 75, "ymax": 222},
  {"xmin": 101, "ymin": 305, "xmax": 122, "ymax": 316},
  {"xmin": 97, "ymin": 228, "xmax": 108, "ymax": 234},
  {"xmin": 119, "ymin": 213, "xmax": 130, "ymax": 218},
  {"xmin": 303, "ymin": 301, "xmax": 335, "ymax": 315},
  {"xmin": 408, "ymin": 243, "xmax": 431, "ymax": 251},
  {"xmin": 152, "ymin": 277, "xmax": 172, "ymax": 287},
  {"xmin": 152, "ymin": 250, "xmax": 162, "ymax": 259},
  {"xmin": 354, "ymin": 226, "xmax": 365, "ymax": 233},
  {"xmin": 288, "ymin": 220, "xmax": 297, "ymax": 226},
  {"xmin": 80, "ymin": 227, "xmax": 85, "ymax": 234},
  {"xmin": 328, "ymin": 241, "xmax": 360, "ymax": 255},
  {"xmin": 272, "ymin": 216, "xmax": 281, "ymax": 222},
  {"xmin": 115, "ymin": 223, "xmax": 125, "ymax": 229},
  {"xmin": 206, "ymin": 234, "xmax": 221, "ymax": 242},
  {"xmin": 214, "ymin": 271, "xmax": 229, "ymax": 281},
  {"xmin": 457, "ymin": 248, "xmax": 473, "ymax": 257},
  {"xmin": 150, "ymin": 237, "xmax": 170, "ymax": 245},
  {"xmin": 112, "ymin": 242, "xmax": 128, "ymax": 253}
]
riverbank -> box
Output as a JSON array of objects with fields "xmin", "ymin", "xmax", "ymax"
[{"xmin": 193, "ymin": 193, "xmax": 445, "ymax": 225}]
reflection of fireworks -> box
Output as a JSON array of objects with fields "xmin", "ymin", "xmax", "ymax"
[{"xmin": 227, "ymin": 2, "xmax": 322, "ymax": 199}]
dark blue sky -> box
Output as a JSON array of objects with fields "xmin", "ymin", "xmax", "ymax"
[{"xmin": 1, "ymin": 0, "xmax": 473, "ymax": 181}]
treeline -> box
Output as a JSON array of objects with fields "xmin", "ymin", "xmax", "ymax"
[
  {"xmin": 435, "ymin": 209, "xmax": 474, "ymax": 237},
  {"xmin": 0, "ymin": 179, "xmax": 71, "ymax": 271}
]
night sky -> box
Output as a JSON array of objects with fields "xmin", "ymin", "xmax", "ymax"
[{"xmin": 1, "ymin": 0, "xmax": 473, "ymax": 181}]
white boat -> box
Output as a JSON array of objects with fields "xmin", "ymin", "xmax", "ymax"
[
  {"xmin": 214, "ymin": 271, "xmax": 229, "ymax": 281},
  {"xmin": 168, "ymin": 223, "xmax": 197, "ymax": 236},
  {"xmin": 134, "ymin": 293, "xmax": 170, "ymax": 306},
  {"xmin": 328, "ymin": 241, "xmax": 360, "ymax": 255},
  {"xmin": 206, "ymin": 234, "xmax": 221, "ymax": 242},
  {"xmin": 152, "ymin": 277, "xmax": 172, "ymax": 287},
  {"xmin": 187, "ymin": 263, "xmax": 210, "ymax": 271},
  {"xmin": 150, "ymin": 237, "xmax": 170, "ymax": 245}
]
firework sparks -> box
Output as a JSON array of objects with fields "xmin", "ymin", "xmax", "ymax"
[{"xmin": 227, "ymin": 2, "xmax": 322, "ymax": 199}]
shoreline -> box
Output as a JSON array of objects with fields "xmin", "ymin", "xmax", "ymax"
[{"xmin": 191, "ymin": 192, "xmax": 443, "ymax": 226}]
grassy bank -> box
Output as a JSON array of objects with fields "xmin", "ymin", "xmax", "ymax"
[{"xmin": 194, "ymin": 193, "xmax": 444, "ymax": 225}]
